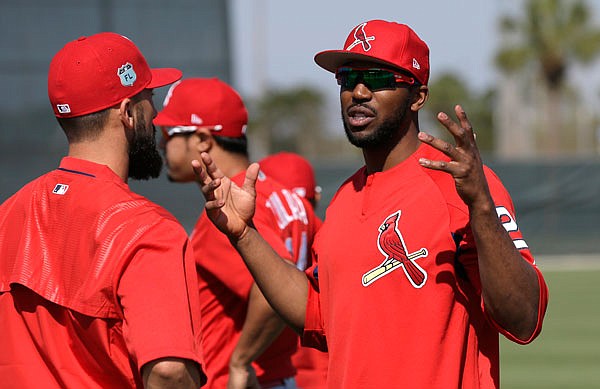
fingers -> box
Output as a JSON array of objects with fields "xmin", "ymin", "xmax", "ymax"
[
  {"xmin": 418, "ymin": 131, "xmax": 461, "ymax": 163},
  {"xmin": 192, "ymin": 156, "xmax": 224, "ymax": 208},
  {"xmin": 200, "ymin": 152, "xmax": 226, "ymax": 181},
  {"xmin": 436, "ymin": 105, "xmax": 475, "ymax": 146},
  {"xmin": 243, "ymin": 163, "xmax": 260, "ymax": 193}
]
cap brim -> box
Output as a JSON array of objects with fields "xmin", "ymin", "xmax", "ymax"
[
  {"xmin": 148, "ymin": 68, "xmax": 182, "ymax": 89},
  {"xmin": 153, "ymin": 110, "xmax": 181, "ymax": 127},
  {"xmin": 314, "ymin": 50, "xmax": 407, "ymax": 74}
]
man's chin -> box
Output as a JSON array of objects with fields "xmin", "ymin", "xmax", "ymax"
[{"xmin": 166, "ymin": 172, "xmax": 192, "ymax": 183}]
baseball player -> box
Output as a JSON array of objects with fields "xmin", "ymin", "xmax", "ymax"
[
  {"xmin": 0, "ymin": 33, "xmax": 205, "ymax": 388},
  {"xmin": 155, "ymin": 78, "xmax": 320, "ymax": 389},
  {"xmin": 259, "ymin": 152, "xmax": 322, "ymax": 211},
  {"xmin": 194, "ymin": 20, "xmax": 549, "ymax": 388},
  {"xmin": 259, "ymin": 152, "xmax": 328, "ymax": 389}
]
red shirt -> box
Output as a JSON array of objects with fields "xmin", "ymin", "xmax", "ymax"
[
  {"xmin": 267, "ymin": 184, "xmax": 328, "ymax": 389},
  {"xmin": 0, "ymin": 157, "xmax": 205, "ymax": 388},
  {"xmin": 303, "ymin": 144, "xmax": 548, "ymax": 388},
  {"xmin": 191, "ymin": 171, "xmax": 318, "ymax": 388}
]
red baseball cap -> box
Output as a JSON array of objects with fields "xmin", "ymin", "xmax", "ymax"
[
  {"xmin": 314, "ymin": 20, "xmax": 430, "ymax": 85},
  {"xmin": 154, "ymin": 78, "xmax": 248, "ymax": 138},
  {"xmin": 260, "ymin": 152, "xmax": 319, "ymax": 201},
  {"xmin": 48, "ymin": 32, "xmax": 182, "ymax": 118}
]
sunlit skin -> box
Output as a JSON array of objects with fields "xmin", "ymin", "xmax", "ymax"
[
  {"xmin": 192, "ymin": 60, "xmax": 543, "ymax": 343},
  {"xmin": 160, "ymin": 131, "xmax": 197, "ymax": 183},
  {"xmin": 340, "ymin": 61, "xmax": 428, "ymax": 173}
]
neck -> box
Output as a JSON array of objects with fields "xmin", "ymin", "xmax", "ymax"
[
  {"xmin": 208, "ymin": 147, "xmax": 250, "ymax": 179},
  {"xmin": 363, "ymin": 127, "xmax": 421, "ymax": 174},
  {"xmin": 67, "ymin": 122, "xmax": 129, "ymax": 181}
]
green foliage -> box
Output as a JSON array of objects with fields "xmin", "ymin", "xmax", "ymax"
[
  {"xmin": 496, "ymin": 0, "xmax": 600, "ymax": 89},
  {"xmin": 424, "ymin": 72, "xmax": 496, "ymax": 153}
]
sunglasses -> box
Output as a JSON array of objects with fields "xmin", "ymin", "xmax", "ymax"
[
  {"xmin": 335, "ymin": 67, "xmax": 418, "ymax": 91},
  {"xmin": 160, "ymin": 125, "xmax": 198, "ymax": 140}
]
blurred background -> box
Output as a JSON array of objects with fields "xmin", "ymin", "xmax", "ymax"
[{"xmin": 1, "ymin": 1, "xmax": 599, "ymax": 387}]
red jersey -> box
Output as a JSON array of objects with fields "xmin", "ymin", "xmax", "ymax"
[
  {"xmin": 0, "ymin": 157, "xmax": 205, "ymax": 388},
  {"xmin": 191, "ymin": 170, "xmax": 318, "ymax": 388},
  {"xmin": 284, "ymin": 213, "xmax": 328, "ymax": 389},
  {"xmin": 266, "ymin": 181, "xmax": 328, "ymax": 389},
  {"xmin": 303, "ymin": 144, "xmax": 548, "ymax": 388}
]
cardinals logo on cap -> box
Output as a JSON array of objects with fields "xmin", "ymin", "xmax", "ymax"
[
  {"xmin": 346, "ymin": 22, "xmax": 375, "ymax": 52},
  {"xmin": 117, "ymin": 62, "xmax": 137, "ymax": 87},
  {"xmin": 362, "ymin": 210, "xmax": 428, "ymax": 288}
]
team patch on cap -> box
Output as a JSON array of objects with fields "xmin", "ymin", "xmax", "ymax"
[
  {"xmin": 117, "ymin": 62, "xmax": 137, "ymax": 87},
  {"xmin": 346, "ymin": 22, "xmax": 375, "ymax": 52}
]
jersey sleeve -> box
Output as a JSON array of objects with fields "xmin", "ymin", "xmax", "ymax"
[
  {"xmin": 301, "ymin": 252, "xmax": 328, "ymax": 352},
  {"xmin": 253, "ymin": 195, "xmax": 294, "ymax": 262},
  {"xmin": 116, "ymin": 220, "xmax": 206, "ymax": 379},
  {"xmin": 457, "ymin": 167, "xmax": 548, "ymax": 344}
]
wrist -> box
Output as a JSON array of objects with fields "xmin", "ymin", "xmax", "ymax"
[
  {"xmin": 229, "ymin": 354, "xmax": 251, "ymax": 370},
  {"xmin": 229, "ymin": 220, "xmax": 255, "ymax": 245}
]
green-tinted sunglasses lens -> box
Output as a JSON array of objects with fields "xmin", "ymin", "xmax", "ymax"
[
  {"xmin": 362, "ymin": 70, "xmax": 396, "ymax": 89},
  {"xmin": 336, "ymin": 68, "xmax": 398, "ymax": 90}
]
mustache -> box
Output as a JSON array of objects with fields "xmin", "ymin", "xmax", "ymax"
[{"xmin": 347, "ymin": 102, "xmax": 377, "ymax": 115}]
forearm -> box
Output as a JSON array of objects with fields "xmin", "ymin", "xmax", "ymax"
[
  {"xmin": 230, "ymin": 284, "xmax": 286, "ymax": 368},
  {"xmin": 470, "ymin": 202, "xmax": 541, "ymax": 340},
  {"xmin": 232, "ymin": 226, "xmax": 308, "ymax": 333}
]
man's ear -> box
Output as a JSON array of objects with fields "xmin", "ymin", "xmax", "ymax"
[
  {"xmin": 194, "ymin": 127, "xmax": 213, "ymax": 153},
  {"xmin": 119, "ymin": 98, "xmax": 135, "ymax": 129},
  {"xmin": 410, "ymin": 85, "xmax": 429, "ymax": 112}
]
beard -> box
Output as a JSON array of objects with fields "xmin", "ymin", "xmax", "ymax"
[
  {"xmin": 128, "ymin": 112, "xmax": 163, "ymax": 180},
  {"xmin": 342, "ymin": 98, "xmax": 411, "ymax": 149}
]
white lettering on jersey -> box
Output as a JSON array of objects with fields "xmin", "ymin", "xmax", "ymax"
[
  {"xmin": 266, "ymin": 189, "xmax": 309, "ymax": 229},
  {"xmin": 286, "ymin": 231, "xmax": 309, "ymax": 270},
  {"xmin": 496, "ymin": 206, "xmax": 528, "ymax": 250}
]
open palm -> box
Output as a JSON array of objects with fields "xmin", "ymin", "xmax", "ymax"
[{"xmin": 193, "ymin": 152, "xmax": 259, "ymax": 241}]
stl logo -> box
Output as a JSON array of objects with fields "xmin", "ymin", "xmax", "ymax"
[
  {"xmin": 117, "ymin": 62, "xmax": 137, "ymax": 86},
  {"xmin": 346, "ymin": 22, "xmax": 375, "ymax": 52},
  {"xmin": 362, "ymin": 210, "xmax": 428, "ymax": 288}
]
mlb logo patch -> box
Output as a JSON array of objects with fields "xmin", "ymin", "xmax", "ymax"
[
  {"xmin": 57, "ymin": 104, "xmax": 71, "ymax": 114},
  {"xmin": 118, "ymin": 62, "xmax": 137, "ymax": 86},
  {"xmin": 52, "ymin": 184, "xmax": 69, "ymax": 195}
]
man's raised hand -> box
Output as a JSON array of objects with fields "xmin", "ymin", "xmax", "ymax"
[
  {"xmin": 192, "ymin": 152, "xmax": 260, "ymax": 241},
  {"xmin": 417, "ymin": 104, "xmax": 492, "ymax": 210}
]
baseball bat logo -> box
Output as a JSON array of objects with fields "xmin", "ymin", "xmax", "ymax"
[
  {"xmin": 346, "ymin": 22, "xmax": 375, "ymax": 52},
  {"xmin": 362, "ymin": 211, "xmax": 428, "ymax": 288}
]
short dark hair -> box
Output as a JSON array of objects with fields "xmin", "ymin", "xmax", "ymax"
[
  {"xmin": 213, "ymin": 134, "xmax": 249, "ymax": 157},
  {"xmin": 56, "ymin": 108, "xmax": 110, "ymax": 143},
  {"xmin": 56, "ymin": 91, "xmax": 145, "ymax": 143}
]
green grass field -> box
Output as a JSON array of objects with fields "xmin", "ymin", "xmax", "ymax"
[{"xmin": 500, "ymin": 269, "xmax": 600, "ymax": 388}]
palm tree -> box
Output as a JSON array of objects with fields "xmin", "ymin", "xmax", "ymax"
[{"xmin": 495, "ymin": 0, "xmax": 600, "ymax": 155}]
